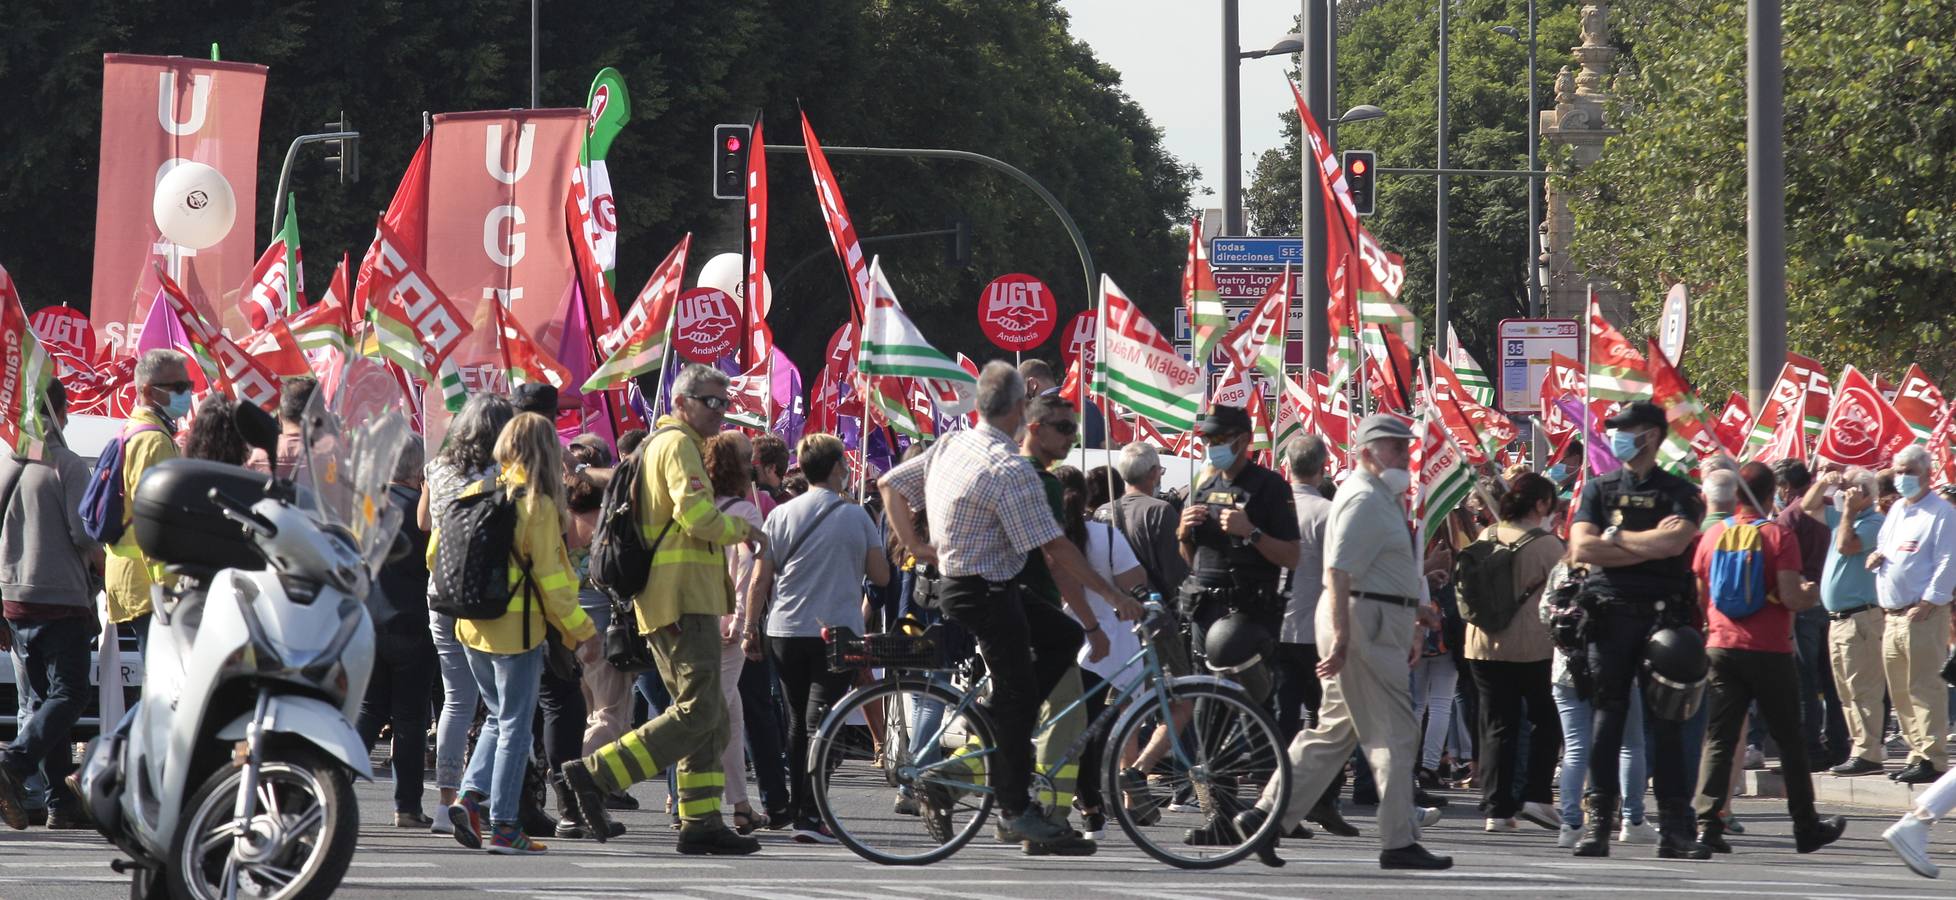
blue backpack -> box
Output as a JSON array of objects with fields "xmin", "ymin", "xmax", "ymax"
[
  {"xmin": 79, "ymin": 424, "xmax": 164, "ymax": 545},
  {"xmin": 1706, "ymin": 516, "xmax": 1771, "ymax": 620}
]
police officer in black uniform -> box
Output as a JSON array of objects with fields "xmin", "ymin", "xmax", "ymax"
[
  {"xmin": 1567, "ymin": 401, "xmax": 1710, "ymax": 860},
  {"xmin": 1176, "ymin": 404, "xmax": 1302, "ymax": 656}
]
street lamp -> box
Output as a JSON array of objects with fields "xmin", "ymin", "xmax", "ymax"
[
  {"xmin": 1494, "ymin": 5, "xmax": 1541, "ymax": 318},
  {"xmin": 1333, "ymin": 104, "xmax": 1386, "ymax": 126},
  {"xmin": 1222, "ymin": 0, "xmax": 1305, "ymax": 235}
]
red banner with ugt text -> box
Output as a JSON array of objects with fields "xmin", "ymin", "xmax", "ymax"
[
  {"xmin": 91, "ymin": 54, "xmax": 267, "ymax": 359},
  {"xmin": 424, "ymin": 109, "xmax": 584, "ymax": 394}
]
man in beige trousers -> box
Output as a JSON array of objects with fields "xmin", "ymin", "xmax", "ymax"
[{"xmin": 1233, "ymin": 415, "xmax": 1452, "ymax": 870}]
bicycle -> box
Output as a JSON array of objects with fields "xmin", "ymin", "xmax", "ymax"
[{"xmin": 807, "ymin": 600, "xmax": 1290, "ymax": 868}]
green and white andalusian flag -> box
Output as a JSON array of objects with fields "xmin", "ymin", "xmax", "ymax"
[
  {"xmin": 1447, "ymin": 325, "xmax": 1495, "ymax": 407},
  {"xmin": 1184, "ymin": 217, "xmax": 1227, "ymax": 364},
  {"xmin": 1585, "ymin": 295, "xmax": 1652, "ymax": 402},
  {"xmin": 858, "ymin": 257, "xmax": 975, "ymax": 388},
  {"xmin": 1094, "ymin": 276, "xmax": 1203, "ymax": 432},
  {"xmin": 1416, "ymin": 412, "xmax": 1474, "ymax": 542}
]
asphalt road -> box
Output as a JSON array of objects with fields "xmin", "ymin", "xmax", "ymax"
[{"xmin": 0, "ymin": 779, "xmax": 1944, "ymax": 900}]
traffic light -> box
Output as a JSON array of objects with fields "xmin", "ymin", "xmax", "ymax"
[
  {"xmin": 712, "ymin": 123, "xmax": 752, "ymax": 200},
  {"xmin": 1343, "ymin": 150, "xmax": 1376, "ymax": 216},
  {"xmin": 945, "ymin": 215, "xmax": 971, "ymax": 268},
  {"xmin": 323, "ymin": 111, "xmax": 360, "ymax": 184}
]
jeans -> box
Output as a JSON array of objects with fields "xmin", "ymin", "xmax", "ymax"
[
  {"xmin": 1554, "ymin": 680, "xmax": 1647, "ymax": 826},
  {"xmin": 938, "ymin": 577, "xmax": 1084, "ymax": 818},
  {"xmin": 2, "ymin": 616, "xmax": 92, "ymax": 804},
  {"xmin": 1584, "ymin": 604, "xmax": 1691, "ymax": 807},
  {"xmin": 737, "ymin": 655, "xmax": 790, "ymax": 815},
  {"xmin": 1411, "ymin": 653, "xmax": 1458, "ymax": 770},
  {"xmin": 1695, "ymin": 649, "xmax": 1818, "ymax": 827},
  {"xmin": 460, "ymin": 644, "xmax": 545, "ymax": 826},
  {"xmin": 1470, "ymin": 659, "xmax": 1558, "ymax": 819},
  {"xmin": 1793, "ymin": 607, "xmax": 1848, "ymax": 763},
  {"xmin": 429, "ymin": 612, "xmax": 481, "ymax": 791},
  {"xmin": 769, "ymin": 635, "xmax": 856, "ymax": 823},
  {"xmin": 356, "ymin": 638, "xmax": 435, "ymax": 815}
]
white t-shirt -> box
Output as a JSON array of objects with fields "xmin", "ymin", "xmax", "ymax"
[{"xmin": 1071, "ymin": 522, "xmax": 1144, "ymax": 686}]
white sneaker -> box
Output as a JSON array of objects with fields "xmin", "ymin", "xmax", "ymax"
[
  {"xmin": 1485, "ymin": 817, "xmax": 1519, "ymax": 833},
  {"xmin": 1557, "ymin": 824, "xmax": 1582, "ymax": 848},
  {"xmin": 1884, "ymin": 815, "xmax": 1941, "ymax": 879},
  {"xmin": 1419, "ymin": 806, "xmax": 1443, "ymax": 828},
  {"xmin": 1519, "ymin": 801, "xmax": 1561, "ymax": 830},
  {"xmin": 1617, "ymin": 817, "xmax": 1659, "ymax": 844},
  {"xmin": 1743, "ymin": 745, "xmax": 1765, "ymax": 769},
  {"xmin": 431, "ymin": 813, "xmax": 454, "ymax": 835}
]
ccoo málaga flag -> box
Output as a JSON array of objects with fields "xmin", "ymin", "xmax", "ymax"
[
  {"xmin": 858, "ymin": 257, "xmax": 974, "ymax": 414},
  {"xmin": 1093, "ymin": 275, "xmax": 1202, "ymax": 432}
]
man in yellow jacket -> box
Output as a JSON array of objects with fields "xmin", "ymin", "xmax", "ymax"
[
  {"xmin": 105, "ymin": 350, "xmax": 191, "ymax": 654},
  {"xmin": 562, "ymin": 364, "xmax": 767, "ymax": 855}
]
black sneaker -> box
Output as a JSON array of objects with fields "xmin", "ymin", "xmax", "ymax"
[
  {"xmin": 603, "ymin": 790, "xmax": 641, "ymax": 811},
  {"xmin": 1380, "ymin": 842, "xmax": 1453, "ymax": 870},
  {"xmin": 1794, "ymin": 816, "xmax": 1847, "ymax": 853},
  {"xmin": 1307, "ymin": 803, "xmax": 1361, "ymax": 837},
  {"xmin": 1024, "ymin": 832, "xmax": 1097, "ymax": 856},
  {"xmin": 677, "ymin": 821, "xmax": 763, "ymax": 856},
  {"xmin": 555, "ymin": 816, "xmax": 627, "ymax": 840},
  {"xmin": 558, "ymin": 760, "xmax": 617, "ymax": 845},
  {"xmin": 1079, "ymin": 809, "xmax": 1107, "ymax": 839},
  {"xmin": 1829, "ymin": 758, "xmax": 1885, "ymax": 777}
]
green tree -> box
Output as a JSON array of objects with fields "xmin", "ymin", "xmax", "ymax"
[
  {"xmin": 1567, "ymin": 0, "xmax": 1956, "ymax": 399},
  {"xmin": 0, "ymin": 0, "xmax": 1194, "ymax": 381},
  {"xmin": 1242, "ymin": 0, "xmax": 1578, "ymax": 368}
]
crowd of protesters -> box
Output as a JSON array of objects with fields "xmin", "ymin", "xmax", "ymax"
[{"xmin": 2, "ymin": 351, "xmax": 1955, "ymax": 878}]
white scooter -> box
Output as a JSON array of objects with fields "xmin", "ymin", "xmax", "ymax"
[{"xmin": 76, "ymin": 386, "xmax": 412, "ymax": 900}]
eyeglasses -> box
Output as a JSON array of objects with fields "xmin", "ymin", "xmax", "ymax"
[
  {"xmin": 687, "ymin": 394, "xmax": 730, "ymax": 412},
  {"xmin": 1039, "ymin": 419, "xmax": 1078, "ymax": 436},
  {"xmin": 152, "ymin": 380, "xmax": 193, "ymax": 394}
]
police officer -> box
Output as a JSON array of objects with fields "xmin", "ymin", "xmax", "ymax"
[
  {"xmin": 1176, "ymin": 404, "xmax": 1301, "ymax": 641},
  {"xmin": 1567, "ymin": 401, "xmax": 1710, "ymax": 860}
]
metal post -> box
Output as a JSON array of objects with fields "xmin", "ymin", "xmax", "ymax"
[
  {"xmin": 530, "ymin": 0, "xmax": 540, "ymax": 109},
  {"xmin": 1325, "ymin": 0, "xmax": 1339, "ymax": 151},
  {"xmin": 1435, "ymin": 0, "xmax": 1451, "ymax": 349},
  {"xmin": 1525, "ymin": 0, "xmax": 1541, "ymax": 317},
  {"xmin": 270, "ymin": 131, "xmax": 360, "ymax": 243},
  {"xmin": 1222, "ymin": 0, "xmax": 1243, "ymax": 236},
  {"xmin": 1746, "ymin": 0, "xmax": 1786, "ymax": 410},
  {"xmin": 1302, "ymin": 0, "xmax": 1332, "ymax": 373}
]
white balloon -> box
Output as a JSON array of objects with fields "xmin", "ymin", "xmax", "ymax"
[
  {"xmin": 151, "ymin": 162, "xmax": 237, "ymax": 250},
  {"xmin": 694, "ymin": 252, "xmax": 772, "ymax": 315}
]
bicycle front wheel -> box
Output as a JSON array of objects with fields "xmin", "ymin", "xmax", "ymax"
[
  {"xmin": 1104, "ymin": 679, "xmax": 1289, "ymax": 869},
  {"xmin": 810, "ymin": 676, "xmax": 998, "ymax": 865}
]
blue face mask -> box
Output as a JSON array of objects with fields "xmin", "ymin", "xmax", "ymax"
[
  {"xmin": 162, "ymin": 389, "xmax": 192, "ymax": 420},
  {"xmin": 1206, "ymin": 440, "xmax": 1238, "ymax": 471},
  {"xmin": 1896, "ymin": 473, "xmax": 1924, "ymax": 500},
  {"xmin": 1546, "ymin": 463, "xmax": 1569, "ymax": 482},
  {"xmin": 1609, "ymin": 429, "xmax": 1643, "ymax": 463}
]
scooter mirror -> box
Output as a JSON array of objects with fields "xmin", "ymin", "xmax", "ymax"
[{"xmin": 235, "ymin": 401, "xmax": 280, "ymax": 457}]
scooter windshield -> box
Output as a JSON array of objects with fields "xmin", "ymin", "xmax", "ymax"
[{"xmin": 298, "ymin": 357, "xmax": 414, "ymax": 578}]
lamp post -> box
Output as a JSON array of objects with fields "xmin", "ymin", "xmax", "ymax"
[
  {"xmin": 1435, "ymin": 0, "xmax": 1451, "ymax": 347},
  {"xmin": 1221, "ymin": 0, "xmax": 1306, "ymax": 236},
  {"xmin": 1496, "ymin": 3, "xmax": 1541, "ymax": 317}
]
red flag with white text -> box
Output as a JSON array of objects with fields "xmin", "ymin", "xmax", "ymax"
[{"xmin": 1814, "ymin": 366, "xmax": 1914, "ymax": 469}]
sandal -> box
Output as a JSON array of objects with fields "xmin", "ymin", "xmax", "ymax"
[{"xmin": 732, "ymin": 808, "xmax": 768, "ymax": 835}]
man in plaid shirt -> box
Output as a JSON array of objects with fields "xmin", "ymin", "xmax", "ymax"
[{"xmin": 881, "ymin": 360, "xmax": 1140, "ymax": 850}]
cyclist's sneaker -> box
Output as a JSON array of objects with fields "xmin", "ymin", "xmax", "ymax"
[
  {"xmin": 487, "ymin": 823, "xmax": 547, "ymax": 855},
  {"xmin": 677, "ymin": 821, "xmax": 763, "ymax": 855},
  {"xmin": 918, "ymin": 782, "xmax": 955, "ymax": 844},
  {"xmin": 792, "ymin": 818, "xmax": 839, "ymax": 844},
  {"xmin": 1024, "ymin": 832, "xmax": 1098, "ymax": 856},
  {"xmin": 994, "ymin": 819, "xmax": 1020, "ymax": 844},
  {"xmin": 893, "ymin": 792, "xmax": 919, "ymax": 816},
  {"xmin": 1004, "ymin": 805, "xmax": 1070, "ymax": 844},
  {"xmin": 1118, "ymin": 767, "xmax": 1161, "ymax": 826}
]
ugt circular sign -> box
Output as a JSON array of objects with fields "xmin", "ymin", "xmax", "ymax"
[
  {"xmin": 978, "ymin": 273, "xmax": 1055, "ymax": 352},
  {"xmin": 674, "ymin": 287, "xmax": 740, "ymax": 363},
  {"xmin": 1060, "ymin": 311, "xmax": 1097, "ymax": 371}
]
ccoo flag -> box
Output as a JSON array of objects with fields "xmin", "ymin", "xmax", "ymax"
[{"xmin": 1094, "ymin": 276, "xmax": 1202, "ymax": 432}]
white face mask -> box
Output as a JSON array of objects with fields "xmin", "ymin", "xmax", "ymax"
[{"xmin": 1380, "ymin": 467, "xmax": 1412, "ymax": 494}]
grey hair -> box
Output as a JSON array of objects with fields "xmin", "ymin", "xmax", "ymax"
[
  {"xmin": 673, "ymin": 363, "xmax": 730, "ymax": 401},
  {"xmin": 1895, "ymin": 445, "xmax": 1931, "ymax": 474},
  {"xmin": 1704, "ymin": 469, "xmax": 1739, "ymax": 511},
  {"xmin": 976, "ymin": 360, "xmax": 1025, "ymax": 420},
  {"xmin": 1700, "ymin": 454, "xmax": 1740, "ymax": 476},
  {"xmin": 1284, "ymin": 435, "xmax": 1328, "ymax": 481},
  {"xmin": 1843, "ymin": 466, "xmax": 1881, "ymax": 497},
  {"xmin": 392, "ymin": 434, "xmax": 426, "ymax": 484},
  {"xmin": 135, "ymin": 349, "xmax": 187, "ymax": 387},
  {"xmin": 1116, "ymin": 442, "xmax": 1161, "ymax": 483}
]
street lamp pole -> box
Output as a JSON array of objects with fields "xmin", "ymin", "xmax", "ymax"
[
  {"xmin": 1746, "ymin": 0, "xmax": 1786, "ymax": 409},
  {"xmin": 1435, "ymin": 0, "xmax": 1451, "ymax": 347},
  {"xmin": 1302, "ymin": 0, "xmax": 1332, "ymax": 372},
  {"xmin": 1222, "ymin": 0, "xmax": 1244, "ymax": 236}
]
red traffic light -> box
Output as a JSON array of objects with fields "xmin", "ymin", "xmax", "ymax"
[
  {"xmin": 725, "ymin": 135, "xmax": 743, "ymax": 153},
  {"xmin": 1349, "ymin": 158, "xmax": 1368, "ymax": 176}
]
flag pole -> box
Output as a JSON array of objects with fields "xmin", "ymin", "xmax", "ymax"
[{"xmin": 1093, "ymin": 275, "xmax": 1117, "ymax": 573}]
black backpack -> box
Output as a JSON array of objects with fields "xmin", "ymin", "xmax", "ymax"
[
  {"xmin": 1452, "ymin": 526, "xmax": 1549, "ymax": 634},
  {"xmin": 590, "ymin": 426, "xmax": 681, "ymax": 604},
  {"xmin": 431, "ymin": 481, "xmax": 530, "ymax": 624}
]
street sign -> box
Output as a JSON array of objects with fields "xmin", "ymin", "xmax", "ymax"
[
  {"xmin": 1208, "ymin": 237, "xmax": 1303, "ymax": 267},
  {"xmin": 977, "ymin": 273, "xmax": 1056, "ymax": 352},
  {"xmin": 1496, "ymin": 318, "xmax": 1581, "ymax": 415},
  {"xmin": 1174, "ymin": 303, "xmax": 1306, "ymax": 366},
  {"xmin": 1212, "ymin": 269, "xmax": 1302, "ymax": 302}
]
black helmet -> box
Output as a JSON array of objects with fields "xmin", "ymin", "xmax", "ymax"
[
  {"xmin": 1642, "ymin": 626, "xmax": 1709, "ymax": 721},
  {"xmin": 1203, "ymin": 613, "xmax": 1273, "ymax": 675}
]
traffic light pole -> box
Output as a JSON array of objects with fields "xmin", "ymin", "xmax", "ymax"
[
  {"xmin": 269, "ymin": 129, "xmax": 359, "ymax": 244},
  {"xmin": 762, "ymin": 144, "xmax": 1097, "ymax": 310}
]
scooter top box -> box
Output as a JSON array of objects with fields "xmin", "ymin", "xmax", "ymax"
[{"xmin": 132, "ymin": 459, "xmax": 269, "ymax": 573}]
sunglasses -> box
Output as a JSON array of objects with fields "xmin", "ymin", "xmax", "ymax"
[
  {"xmin": 152, "ymin": 380, "xmax": 194, "ymax": 394},
  {"xmin": 687, "ymin": 394, "xmax": 730, "ymax": 412},
  {"xmin": 1038, "ymin": 419, "xmax": 1078, "ymax": 436}
]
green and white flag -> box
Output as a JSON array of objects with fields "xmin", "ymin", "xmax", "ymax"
[
  {"xmin": 859, "ymin": 257, "xmax": 975, "ymax": 400},
  {"xmin": 582, "ymin": 68, "xmax": 630, "ymax": 291},
  {"xmin": 1447, "ymin": 325, "xmax": 1495, "ymax": 407},
  {"xmin": 1416, "ymin": 412, "xmax": 1474, "ymax": 542},
  {"xmin": 1094, "ymin": 276, "xmax": 1203, "ymax": 432}
]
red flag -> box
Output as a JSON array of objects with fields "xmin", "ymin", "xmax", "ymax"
[
  {"xmin": 355, "ymin": 137, "xmax": 431, "ymax": 322},
  {"xmin": 566, "ymin": 166, "xmax": 623, "ymax": 344},
  {"xmin": 1894, "ymin": 363, "xmax": 1947, "ymax": 445},
  {"xmin": 801, "ymin": 112, "xmax": 872, "ymax": 324},
  {"xmin": 600, "ymin": 235, "xmax": 691, "ymax": 360},
  {"xmin": 240, "ymin": 239, "xmax": 290, "ymax": 331},
  {"xmin": 493, "ymin": 301, "xmax": 573, "ymax": 391},
  {"xmin": 1309, "ymin": 369, "xmax": 1354, "ymax": 457},
  {"xmin": 1759, "ymin": 386, "xmax": 1808, "ymax": 463},
  {"xmin": 1713, "ymin": 392, "xmax": 1751, "ymax": 457},
  {"xmin": 1642, "ymin": 338, "xmax": 1722, "ymax": 460},
  {"xmin": 1814, "ymin": 366, "xmax": 1915, "ymax": 469},
  {"xmin": 241, "ymin": 320, "xmax": 309, "ymax": 378},
  {"xmin": 1930, "ymin": 406, "xmax": 1956, "ymax": 488},
  {"xmin": 742, "ymin": 115, "xmax": 772, "ymax": 370}
]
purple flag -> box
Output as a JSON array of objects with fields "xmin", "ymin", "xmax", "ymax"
[
  {"xmin": 549, "ymin": 279, "xmax": 617, "ymax": 451},
  {"xmin": 769, "ymin": 348, "xmax": 805, "ymax": 449},
  {"xmin": 1556, "ymin": 395, "xmax": 1621, "ymax": 475}
]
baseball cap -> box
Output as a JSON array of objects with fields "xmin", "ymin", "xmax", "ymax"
[
  {"xmin": 1603, "ymin": 401, "xmax": 1667, "ymax": 431},
  {"xmin": 1352, "ymin": 413, "xmax": 1415, "ymax": 445},
  {"xmin": 1195, "ymin": 404, "xmax": 1254, "ymax": 437},
  {"xmin": 512, "ymin": 383, "xmax": 560, "ymax": 417}
]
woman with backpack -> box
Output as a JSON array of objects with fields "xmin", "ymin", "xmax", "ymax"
[
  {"xmin": 419, "ymin": 394, "xmax": 514, "ymax": 831},
  {"xmin": 702, "ymin": 432, "xmax": 769, "ymax": 834},
  {"xmin": 446, "ymin": 412, "xmax": 597, "ymax": 854},
  {"xmin": 1461, "ymin": 473, "xmax": 1565, "ymax": 833}
]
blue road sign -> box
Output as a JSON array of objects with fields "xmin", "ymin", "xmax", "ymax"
[{"xmin": 1208, "ymin": 236, "xmax": 1304, "ymax": 267}]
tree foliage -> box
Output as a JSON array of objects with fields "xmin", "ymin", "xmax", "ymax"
[
  {"xmin": 1243, "ymin": 0, "xmax": 1578, "ymax": 366},
  {"xmin": 0, "ymin": 0, "xmax": 1195, "ymax": 377},
  {"xmin": 1568, "ymin": 0, "xmax": 1956, "ymax": 398}
]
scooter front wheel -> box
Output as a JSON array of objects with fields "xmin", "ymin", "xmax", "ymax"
[{"xmin": 168, "ymin": 746, "xmax": 358, "ymax": 900}]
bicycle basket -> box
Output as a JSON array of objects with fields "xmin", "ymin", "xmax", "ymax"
[{"xmin": 825, "ymin": 624, "xmax": 945, "ymax": 672}]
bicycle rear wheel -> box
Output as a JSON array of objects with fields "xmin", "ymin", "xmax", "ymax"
[
  {"xmin": 1104, "ymin": 679, "xmax": 1289, "ymax": 869},
  {"xmin": 810, "ymin": 676, "xmax": 998, "ymax": 865}
]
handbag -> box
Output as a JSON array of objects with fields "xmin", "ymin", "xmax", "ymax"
[
  {"xmin": 604, "ymin": 518, "xmax": 675, "ymax": 673},
  {"xmin": 1942, "ymin": 646, "xmax": 1956, "ymax": 688}
]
